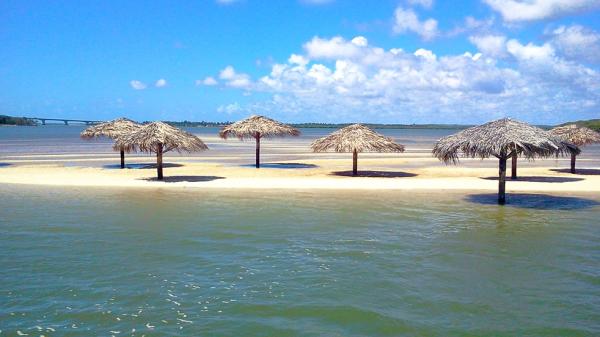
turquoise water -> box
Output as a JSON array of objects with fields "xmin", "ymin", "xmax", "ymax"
[{"xmin": 1, "ymin": 185, "xmax": 599, "ymax": 336}]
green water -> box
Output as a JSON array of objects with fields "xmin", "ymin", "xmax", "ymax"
[{"xmin": 1, "ymin": 185, "xmax": 599, "ymax": 336}]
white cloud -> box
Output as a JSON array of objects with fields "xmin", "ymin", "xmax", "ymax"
[
  {"xmin": 288, "ymin": 54, "xmax": 309, "ymax": 66},
  {"xmin": 213, "ymin": 36, "xmax": 599, "ymax": 123},
  {"xmin": 219, "ymin": 66, "xmax": 251, "ymax": 88},
  {"xmin": 217, "ymin": 102, "xmax": 241, "ymax": 115},
  {"xmin": 155, "ymin": 79, "xmax": 167, "ymax": 88},
  {"xmin": 548, "ymin": 25, "xmax": 600, "ymax": 63},
  {"xmin": 303, "ymin": 36, "xmax": 366, "ymax": 59},
  {"xmin": 414, "ymin": 48, "xmax": 436, "ymax": 61},
  {"xmin": 393, "ymin": 6, "xmax": 438, "ymax": 40},
  {"xmin": 407, "ymin": 0, "xmax": 433, "ymax": 9},
  {"xmin": 506, "ymin": 40, "xmax": 555, "ymax": 62},
  {"xmin": 469, "ymin": 35, "xmax": 508, "ymax": 58},
  {"xmin": 130, "ymin": 80, "xmax": 147, "ymax": 90},
  {"xmin": 351, "ymin": 36, "xmax": 368, "ymax": 47},
  {"xmin": 197, "ymin": 77, "xmax": 218, "ymax": 86},
  {"xmin": 484, "ymin": 0, "xmax": 600, "ymax": 22}
]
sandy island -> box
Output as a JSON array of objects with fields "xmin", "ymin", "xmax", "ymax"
[{"xmin": 1, "ymin": 157, "xmax": 599, "ymax": 193}]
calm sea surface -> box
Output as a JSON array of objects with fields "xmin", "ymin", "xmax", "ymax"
[
  {"xmin": 1, "ymin": 185, "xmax": 599, "ymax": 336},
  {"xmin": 1, "ymin": 125, "xmax": 599, "ymax": 169}
]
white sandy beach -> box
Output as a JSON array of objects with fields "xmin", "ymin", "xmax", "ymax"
[
  {"xmin": 2, "ymin": 126, "xmax": 599, "ymax": 193},
  {"xmin": 1, "ymin": 158, "xmax": 599, "ymax": 192}
]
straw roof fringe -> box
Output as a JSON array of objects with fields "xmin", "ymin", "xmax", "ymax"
[
  {"xmin": 114, "ymin": 121, "xmax": 208, "ymax": 153},
  {"xmin": 311, "ymin": 124, "xmax": 405, "ymax": 153},
  {"xmin": 433, "ymin": 118, "xmax": 580, "ymax": 164},
  {"xmin": 80, "ymin": 118, "xmax": 141, "ymax": 139},
  {"xmin": 550, "ymin": 124, "xmax": 600, "ymax": 147},
  {"xmin": 219, "ymin": 115, "xmax": 300, "ymax": 140}
]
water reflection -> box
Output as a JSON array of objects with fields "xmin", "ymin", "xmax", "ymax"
[
  {"xmin": 240, "ymin": 163, "xmax": 318, "ymax": 169},
  {"xmin": 550, "ymin": 168, "xmax": 600, "ymax": 176},
  {"xmin": 331, "ymin": 170, "xmax": 418, "ymax": 178},
  {"xmin": 103, "ymin": 163, "xmax": 184, "ymax": 169},
  {"xmin": 480, "ymin": 176, "xmax": 584, "ymax": 183},
  {"xmin": 140, "ymin": 175, "xmax": 225, "ymax": 183},
  {"xmin": 466, "ymin": 193, "xmax": 600, "ymax": 210}
]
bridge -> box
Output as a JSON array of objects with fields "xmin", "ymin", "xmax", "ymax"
[{"xmin": 30, "ymin": 117, "xmax": 104, "ymax": 125}]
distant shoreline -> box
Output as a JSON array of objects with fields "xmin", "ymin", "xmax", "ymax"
[{"xmin": 2, "ymin": 114, "xmax": 597, "ymax": 131}]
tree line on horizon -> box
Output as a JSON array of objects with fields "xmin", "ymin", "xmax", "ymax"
[{"xmin": 1, "ymin": 114, "xmax": 598, "ymax": 131}]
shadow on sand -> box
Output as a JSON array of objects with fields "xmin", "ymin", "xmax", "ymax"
[
  {"xmin": 331, "ymin": 170, "xmax": 418, "ymax": 178},
  {"xmin": 550, "ymin": 168, "xmax": 600, "ymax": 176},
  {"xmin": 241, "ymin": 163, "xmax": 318, "ymax": 169},
  {"xmin": 141, "ymin": 175, "xmax": 225, "ymax": 183},
  {"xmin": 466, "ymin": 193, "xmax": 599, "ymax": 210},
  {"xmin": 481, "ymin": 176, "xmax": 583, "ymax": 183},
  {"xmin": 104, "ymin": 163, "xmax": 184, "ymax": 170}
]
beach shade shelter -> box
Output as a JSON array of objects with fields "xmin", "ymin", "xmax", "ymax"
[
  {"xmin": 433, "ymin": 118, "xmax": 579, "ymax": 205},
  {"xmin": 311, "ymin": 124, "xmax": 405, "ymax": 176},
  {"xmin": 550, "ymin": 124, "xmax": 600, "ymax": 173},
  {"xmin": 114, "ymin": 122, "xmax": 208, "ymax": 180},
  {"xmin": 80, "ymin": 118, "xmax": 141, "ymax": 168},
  {"xmin": 219, "ymin": 115, "xmax": 300, "ymax": 168}
]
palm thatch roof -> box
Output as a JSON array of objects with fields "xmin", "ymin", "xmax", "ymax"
[
  {"xmin": 80, "ymin": 118, "xmax": 141, "ymax": 139},
  {"xmin": 550, "ymin": 124, "xmax": 600, "ymax": 147},
  {"xmin": 311, "ymin": 124, "xmax": 405, "ymax": 153},
  {"xmin": 219, "ymin": 115, "xmax": 300, "ymax": 139},
  {"xmin": 433, "ymin": 118, "xmax": 579, "ymax": 163},
  {"xmin": 114, "ymin": 121, "xmax": 208, "ymax": 153}
]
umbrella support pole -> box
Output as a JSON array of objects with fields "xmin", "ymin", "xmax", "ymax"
[
  {"xmin": 255, "ymin": 135, "xmax": 260, "ymax": 169},
  {"xmin": 571, "ymin": 154, "xmax": 576, "ymax": 174},
  {"xmin": 120, "ymin": 150, "xmax": 125, "ymax": 169},
  {"xmin": 156, "ymin": 145, "xmax": 163, "ymax": 180},
  {"xmin": 498, "ymin": 156, "xmax": 507, "ymax": 205},
  {"xmin": 511, "ymin": 153, "xmax": 517, "ymax": 180},
  {"xmin": 352, "ymin": 150, "xmax": 358, "ymax": 176}
]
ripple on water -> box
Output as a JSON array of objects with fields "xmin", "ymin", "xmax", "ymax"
[{"xmin": 1, "ymin": 186, "xmax": 599, "ymax": 336}]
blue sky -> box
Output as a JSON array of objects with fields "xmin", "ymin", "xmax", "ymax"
[{"xmin": 1, "ymin": 0, "xmax": 599, "ymax": 124}]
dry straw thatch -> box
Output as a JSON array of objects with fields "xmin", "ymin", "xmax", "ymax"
[
  {"xmin": 80, "ymin": 117, "xmax": 141, "ymax": 168},
  {"xmin": 433, "ymin": 118, "xmax": 580, "ymax": 204},
  {"xmin": 114, "ymin": 121, "xmax": 208, "ymax": 180},
  {"xmin": 311, "ymin": 124, "xmax": 405, "ymax": 176},
  {"xmin": 219, "ymin": 115, "xmax": 300, "ymax": 168},
  {"xmin": 550, "ymin": 124, "xmax": 600, "ymax": 173}
]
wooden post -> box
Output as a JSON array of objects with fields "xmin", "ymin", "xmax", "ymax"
[
  {"xmin": 156, "ymin": 144, "xmax": 163, "ymax": 180},
  {"xmin": 571, "ymin": 153, "xmax": 576, "ymax": 174},
  {"xmin": 498, "ymin": 156, "xmax": 507, "ymax": 205},
  {"xmin": 120, "ymin": 150, "xmax": 125, "ymax": 169},
  {"xmin": 352, "ymin": 150, "xmax": 358, "ymax": 176},
  {"xmin": 255, "ymin": 133, "xmax": 261, "ymax": 168},
  {"xmin": 511, "ymin": 153, "xmax": 517, "ymax": 180}
]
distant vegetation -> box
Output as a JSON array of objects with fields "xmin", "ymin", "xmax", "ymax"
[
  {"xmin": 163, "ymin": 121, "xmax": 471, "ymax": 129},
  {"xmin": 158, "ymin": 120, "xmax": 232, "ymax": 127},
  {"xmin": 0, "ymin": 115, "xmax": 36, "ymax": 126},
  {"xmin": 560, "ymin": 119, "xmax": 600, "ymax": 132}
]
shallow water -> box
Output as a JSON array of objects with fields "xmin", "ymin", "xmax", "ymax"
[
  {"xmin": 1, "ymin": 185, "xmax": 599, "ymax": 336},
  {"xmin": 2, "ymin": 125, "xmax": 598, "ymax": 170}
]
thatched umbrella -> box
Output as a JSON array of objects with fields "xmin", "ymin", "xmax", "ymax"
[
  {"xmin": 550, "ymin": 124, "xmax": 600, "ymax": 173},
  {"xmin": 433, "ymin": 118, "xmax": 579, "ymax": 205},
  {"xmin": 311, "ymin": 124, "xmax": 405, "ymax": 176},
  {"xmin": 114, "ymin": 122, "xmax": 208, "ymax": 180},
  {"xmin": 80, "ymin": 118, "xmax": 141, "ymax": 168},
  {"xmin": 219, "ymin": 115, "xmax": 300, "ymax": 168}
]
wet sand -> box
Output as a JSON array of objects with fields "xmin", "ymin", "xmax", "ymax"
[{"xmin": 1, "ymin": 126, "xmax": 599, "ymax": 192}]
